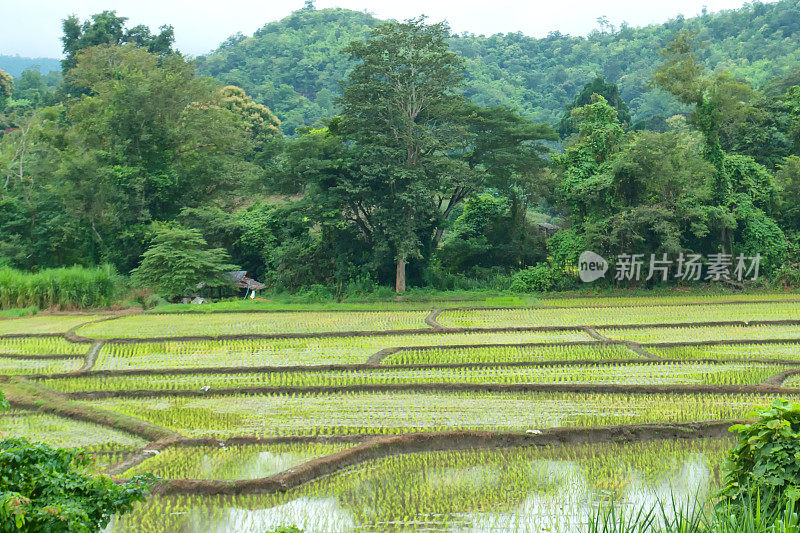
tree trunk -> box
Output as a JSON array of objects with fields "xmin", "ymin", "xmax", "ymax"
[
  {"xmin": 433, "ymin": 226, "xmax": 445, "ymax": 247},
  {"xmin": 395, "ymin": 257, "xmax": 406, "ymax": 293},
  {"xmin": 721, "ymin": 227, "xmax": 727, "ymax": 255},
  {"xmin": 432, "ymin": 187, "xmax": 467, "ymax": 248}
]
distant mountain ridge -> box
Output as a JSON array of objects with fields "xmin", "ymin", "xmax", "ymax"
[
  {"xmin": 197, "ymin": 1, "xmax": 800, "ymax": 133},
  {"xmin": 0, "ymin": 55, "xmax": 61, "ymax": 77},
  {"xmin": 4, "ymin": 1, "xmax": 800, "ymax": 135}
]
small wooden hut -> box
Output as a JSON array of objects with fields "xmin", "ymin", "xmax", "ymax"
[{"xmin": 227, "ymin": 271, "xmax": 266, "ymax": 297}]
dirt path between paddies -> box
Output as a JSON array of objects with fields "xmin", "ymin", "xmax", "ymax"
[
  {"xmin": 49, "ymin": 318, "xmax": 800, "ymax": 343},
  {"xmin": 1, "ymin": 375, "xmax": 176, "ymax": 442},
  {"xmin": 31, "ymin": 356, "xmax": 800, "ymax": 382},
  {"xmin": 65, "ymin": 381, "xmax": 798, "ymax": 400},
  {"xmin": 80, "ymin": 341, "xmax": 105, "ymax": 371},
  {"xmin": 152, "ymin": 420, "xmax": 740, "ymax": 496}
]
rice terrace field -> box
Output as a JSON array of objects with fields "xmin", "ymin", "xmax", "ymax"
[{"xmin": 1, "ymin": 293, "xmax": 800, "ymax": 532}]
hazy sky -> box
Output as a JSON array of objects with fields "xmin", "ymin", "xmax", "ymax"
[{"xmin": 0, "ymin": 0, "xmax": 777, "ymax": 58}]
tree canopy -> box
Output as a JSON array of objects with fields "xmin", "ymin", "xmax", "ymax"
[
  {"xmin": 0, "ymin": 69, "xmax": 12, "ymax": 101},
  {"xmin": 61, "ymin": 10, "xmax": 175, "ymax": 72},
  {"xmin": 1, "ymin": 7, "xmax": 800, "ymax": 295},
  {"xmin": 0, "ymin": 43, "xmax": 266, "ymax": 272},
  {"xmin": 131, "ymin": 227, "xmax": 237, "ymax": 299}
]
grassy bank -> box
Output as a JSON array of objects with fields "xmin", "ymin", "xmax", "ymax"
[
  {"xmin": 148, "ymin": 286, "xmax": 799, "ymax": 313},
  {"xmin": 0, "ymin": 306, "xmax": 37, "ymax": 317}
]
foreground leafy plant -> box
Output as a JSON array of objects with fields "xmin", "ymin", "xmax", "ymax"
[
  {"xmin": 0, "ymin": 439, "xmax": 155, "ymax": 532},
  {"xmin": 720, "ymin": 399, "xmax": 800, "ymax": 510},
  {"xmin": 0, "ymin": 391, "xmax": 156, "ymax": 532}
]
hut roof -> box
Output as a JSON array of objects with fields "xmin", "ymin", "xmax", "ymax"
[
  {"xmin": 229, "ymin": 271, "xmax": 248, "ymax": 282},
  {"xmin": 226, "ymin": 271, "xmax": 266, "ymax": 290}
]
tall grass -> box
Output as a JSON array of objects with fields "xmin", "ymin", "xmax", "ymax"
[
  {"xmin": 588, "ymin": 492, "xmax": 800, "ymax": 532},
  {"xmin": 0, "ymin": 265, "xmax": 121, "ymax": 310}
]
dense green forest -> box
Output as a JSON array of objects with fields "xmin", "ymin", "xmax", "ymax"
[
  {"xmin": 1, "ymin": 4, "xmax": 799, "ymax": 301},
  {"xmin": 12, "ymin": 1, "xmax": 800, "ymax": 135},
  {"xmin": 198, "ymin": 0, "xmax": 800, "ymax": 134}
]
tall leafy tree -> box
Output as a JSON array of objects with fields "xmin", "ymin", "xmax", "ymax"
[
  {"xmin": 555, "ymin": 94, "xmax": 715, "ymax": 265},
  {"xmin": 281, "ymin": 21, "xmax": 556, "ymax": 291},
  {"xmin": 557, "ymin": 77, "xmax": 631, "ymax": 137},
  {"xmin": 216, "ymin": 85, "xmax": 283, "ymax": 163},
  {"xmin": 62, "ymin": 45, "xmax": 256, "ymax": 269},
  {"xmin": 556, "ymin": 94, "xmax": 624, "ymax": 225},
  {"xmin": 61, "ymin": 11, "xmax": 174, "ymax": 72},
  {"xmin": 653, "ymin": 31, "xmax": 786, "ymax": 264},
  {"xmin": 434, "ymin": 103, "xmax": 557, "ymax": 246},
  {"xmin": 652, "ymin": 31, "xmax": 723, "ymax": 169},
  {"xmin": 0, "ymin": 43, "xmax": 260, "ymax": 272},
  {"xmin": 339, "ymin": 17, "xmax": 466, "ymax": 292},
  {"xmin": 7, "ymin": 69, "xmax": 60, "ymax": 113},
  {"xmin": 651, "ymin": 32, "xmax": 773, "ymax": 202}
]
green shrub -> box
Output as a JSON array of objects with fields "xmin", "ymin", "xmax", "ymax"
[
  {"xmin": 773, "ymin": 263, "xmax": 800, "ymax": 288},
  {"xmin": 510, "ymin": 263, "xmax": 575, "ymax": 293},
  {"xmin": 340, "ymin": 274, "xmax": 379, "ymax": 299},
  {"xmin": 720, "ymin": 399, "xmax": 800, "ymax": 510},
  {"xmin": 734, "ymin": 201, "xmax": 789, "ymax": 275},
  {"xmin": 547, "ymin": 228, "xmax": 585, "ymax": 267},
  {"xmin": 0, "ymin": 439, "xmax": 155, "ymax": 532},
  {"xmin": 294, "ymin": 284, "xmax": 335, "ymax": 302},
  {"xmin": 511, "ymin": 264, "xmax": 557, "ymax": 292},
  {"xmin": 0, "ymin": 391, "xmax": 155, "ymax": 532},
  {"xmin": 144, "ymin": 293, "xmax": 168, "ymax": 309}
]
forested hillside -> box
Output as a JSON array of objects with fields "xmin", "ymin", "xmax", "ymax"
[
  {"xmin": 199, "ymin": 1, "xmax": 800, "ymax": 133},
  {"xmin": 0, "ymin": 56, "xmax": 61, "ymax": 77},
  {"xmin": 6, "ymin": 2, "xmax": 800, "ymax": 134},
  {"xmin": 196, "ymin": 8, "xmax": 378, "ymax": 135}
]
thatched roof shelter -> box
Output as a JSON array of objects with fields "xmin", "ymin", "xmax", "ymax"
[{"xmin": 227, "ymin": 271, "xmax": 266, "ymax": 291}]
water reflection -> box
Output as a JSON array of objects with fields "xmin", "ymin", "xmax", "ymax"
[
  {"xmin": 207, "ymin": 498, "xmax": 356, "ymax": 533},
  {"xmin": 108, "ymin": 441, "xmax": 724, "ymax": 533}
]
